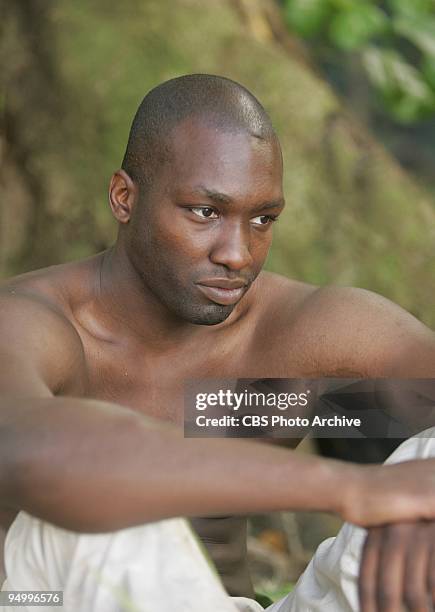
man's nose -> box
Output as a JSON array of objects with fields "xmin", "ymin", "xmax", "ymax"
[{"xmin": 209, "ymin": 222, "xmax": 253, "ymax": 271}]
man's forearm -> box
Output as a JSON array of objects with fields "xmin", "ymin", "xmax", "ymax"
[
  {"xmin": 0, "ymin": 396, "xmax": 351, "ymax": 531},
  {"xmin": 3, "ymin": 397, "xmax": 435, "ymax": 533}
]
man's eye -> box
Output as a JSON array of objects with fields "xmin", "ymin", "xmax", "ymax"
[
  {"xmin": 190, "ymin": 207, "xmax": 219, "ymax": 219},
  {"xmin": 251, "ymin": 215, "xmax": 278, "ymax": 226}
]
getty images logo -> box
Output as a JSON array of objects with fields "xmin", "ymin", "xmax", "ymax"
[{"xmin": 195, "ymin": 388, "xmax": 311, "ymax": 411}]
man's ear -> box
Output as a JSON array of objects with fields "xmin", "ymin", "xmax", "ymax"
[{"xmin": 108, "ymin": 169, "xmax": 138, "ymax": 223}]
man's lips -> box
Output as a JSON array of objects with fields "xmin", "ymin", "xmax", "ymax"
[{"xmin": 196, "ymin": 278, "xmax": 248, "ymax": 306}]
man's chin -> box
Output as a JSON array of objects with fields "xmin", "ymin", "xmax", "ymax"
[{"xmin": 188, "ymin": 303, "xmax": 235, "ymax": 326}]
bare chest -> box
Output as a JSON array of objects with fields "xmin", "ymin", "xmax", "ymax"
[
  {"xmin": 79, "ymin": 332, "xmax": 305, "ymax": 423},
  {"xmin": 82, "ymin": 347, "xmax": 218, "ymax": 425}
]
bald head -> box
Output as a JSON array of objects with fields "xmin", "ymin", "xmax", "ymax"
[{"xmin": 121, "ymin": 74, "xmax": 276, "ymax": 191}]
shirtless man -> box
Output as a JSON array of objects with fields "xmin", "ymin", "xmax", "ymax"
[{"xmin": 1, "ymin": 74, "xmax": 435, "ymax": 612}]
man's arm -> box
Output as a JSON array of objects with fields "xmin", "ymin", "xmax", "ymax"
[
  {"xmin": 5, "ymin": 394, "xmax": 435, "ymax": 533},
  {"xmin": 2, "ymin": 291, "xmax": 435, "ymax": 533},
  {"xmin": 0, "ymin": 395, "xmax": 343, "ymax": 530}
]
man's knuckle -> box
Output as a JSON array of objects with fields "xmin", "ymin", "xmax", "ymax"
[{"xmin": 390, "ymin": 523, "xmax": 410, "ymax": 541}]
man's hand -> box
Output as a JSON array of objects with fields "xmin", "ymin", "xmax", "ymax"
[
  {"xmin": 341, "ymin": 459, "xmax": 435, "ymax": 527},
  {"xmin": 359, "ymin": 521, "xmax": 435, "ymax": 612}
]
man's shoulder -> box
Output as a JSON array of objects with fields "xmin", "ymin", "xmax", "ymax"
[
  {"xmin": 259, "ymin": 274, "xmax": 418, "ymax": 327},
  {"xmin": 0, "ymin": 254, "xmax": 104, "ymax": 332},
  {"xmin": 256, "ymin": 276, "xmax": 434, "ymax": 376},
  {"xmin": 255, "ymin": 271, "xmax": 317, "ymax": 310},
  {"xmin": 0, "ymin": 254, "xmax": 101, "ymax": 307},
  {"xmin": 296, "ymin": 284, "xmax": 420, "ymax": 328},
  {"xmin": 249, "ymin": 271, "xmax": 316, "ymax": 347},
  {"xmin": 254, "ymin": 273, "xmax": 374, "ymax": 337},
  {"xmin": 0, "ymin": 256, "xmax": 100, "ymax": 391}
]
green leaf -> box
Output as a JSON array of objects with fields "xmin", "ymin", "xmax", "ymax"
[
  {"xmin": 422, "ymin": 55, "xmax": 435, "ymax": 89},
  {"xmin": 386, "ymin": 93, "xmax": 430, "ymax": 122},
  {"xmin": 329, "ymin": 4, "xmax": 389, "ymax": 50},
  {"xmin": 284, "ymin": 0, "xmax": 331, "ymax": 38},
  {"xmin": 362, "ymin": 47, "xmax": 389, "ymax": 89},
  {"xmin": 363, "ymin": 47, "xmax": 432, "ymax": 99},
  {"xmin": 260, "ymin": 582, "xmax": 295, "ymax": 603},
  {"xmin": 362, "ymin": 47, "xmax": 435, "ymax": 121},
  {"xmin": 394, "ymin": 15, "xmax": 435, "ymax": 58}
]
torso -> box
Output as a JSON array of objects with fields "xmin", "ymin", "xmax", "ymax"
[{"xmin": 0, "ymin": 252, "xmax": 374, "ymax": 596}]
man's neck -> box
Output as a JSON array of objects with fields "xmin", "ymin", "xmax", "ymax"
[{"xmin": 94, "ymin": 243, "xmax": 248, "ymax": 351}]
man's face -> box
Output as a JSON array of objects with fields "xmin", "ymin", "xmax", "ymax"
[{"xmin": 126, "ymin": 119, "xmax": 285, "ymax": 325}]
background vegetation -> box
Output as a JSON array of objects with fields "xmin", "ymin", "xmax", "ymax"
[
  {"xmin": 2, "ymin": 0, "xmax": 435, "ymax": 326},
  {"xmin": 284, "ymin": 0, "xmax": 435, "ymax": 123}
]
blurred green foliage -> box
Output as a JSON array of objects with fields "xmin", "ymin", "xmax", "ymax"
[
  {"xmin": 260, "ymin": 582, "xmax": 294, "ymax": 603},
  {"xmin": 284, "ymin": 0, "xmax": 435, "ymax": 122}
]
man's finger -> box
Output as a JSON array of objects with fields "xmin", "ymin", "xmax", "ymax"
[
  {"xmin": 403, "ymin": 523, "xmax": 431, "ymax": 612},
  {"xmin": 375, "ymin": 524, "xmax": 409, "ymax": 612},
  {"xmin": 359, "ymin": 527, "xmax": 382, "ymax": 612},
  {"xmin": 427, "ymin": 545, "xmax": 435, "ymax": 607}
]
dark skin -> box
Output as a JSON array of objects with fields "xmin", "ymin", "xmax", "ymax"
[
  {"xmin": 1, "ymin": 118, "xmax": 435, "ymax": 610},
  {"xmin": 360, "ymin": 523, "xmax": 435, "ymax": 612}
]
